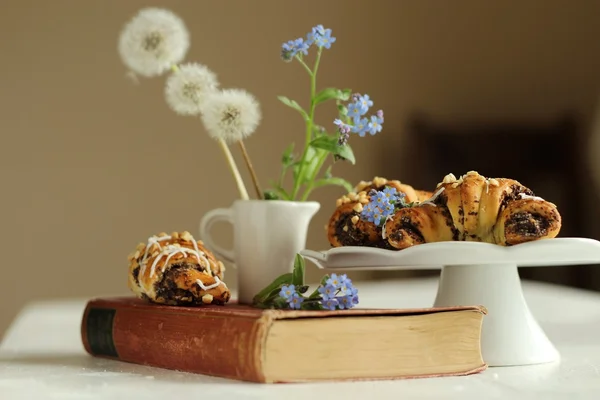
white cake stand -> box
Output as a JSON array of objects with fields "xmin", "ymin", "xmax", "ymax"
[{"xmin": 300, "ymin": 237, "xmax": 600, "ymax": 367}]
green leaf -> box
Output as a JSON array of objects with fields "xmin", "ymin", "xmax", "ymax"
[
  {"xmin": 337, "ymin": 88, "xmax": 352, "ymax": 101},
  {"xmin": 292, "ymin": 161, "xmax": 300, "ymax": 183},
  {"xmin": 324, "ymin": 165, "xmax": 332, "ymax": 179},
  {"xmin": 307, "ymin": 287, "xmax": 321, "ymax": 300},
  {"xmin": 313, "ymin": 125, "xmax": 326, "ymax": 135},
  {"xmin": 293, "ymin": 146, "xmax": 325, "ymax": 186},
  {"xmin": 313, "ymin": 177, "xmax": 353, "ymax": 192},
  {"xmin": 314, "ymin": 88, "xmax": 352, "ymax": 106},
  {"xmin": 309, "ymin": 136, "xmax": 356, "ymax": 165},
  {"xmin": 277, "ymin": 96, "xmax": 308, "ymax": 120},
  {"xmin": 256, "ymin": 295, "xmax": 288, "ymax": 309},
  {"xmin": 297, "ymin": 285, "xmax": 309, "ymax": 294},
  {"xmin": 264, "ymin": 185, "xmax": 291, "ymax": 200},
  {"xmin": 305, "ymin": 147, "xmax": 326, "ymax": 183},
  {"xmin": 309, "ymin": 135, "xmax": 339, "ymax": 153},
  {"xmin": 253, "ymin": 286, "xmax": 286, "ymax": 308},
  {"xmin": 301, "ymin": 301, "xmax": 323, "ymax": 310},
  {"xmin": 281, "ymin": 143, "xmax": 294, "ymax": 166},
  {"xmin": 291, "ymin": 254, "xmax": 305, "ymax": 286},
  {"xmin": 307, "ymin": 275, "xmax": 331, "ymax": 299},
  {"xmin": 252, "ymin": 272, "xmax": 293, "ymax": 304},
  {"xmin": 272, "ymin": 296, "xmax": 289, "ymax": 309},
  {"xmin": 337, "ymin": 104, "xmax": 348, "ymax": 117},
  {"xmin": 336, "ymin": 143, "xmax": 356, "ymax": 165},
  {"xmin": 263, "ymin": 190, "xmax": 280, "ymax": 200},
  {"xmin": 313, "ymin": 88, "xmax": 339, "ymax": 105}
]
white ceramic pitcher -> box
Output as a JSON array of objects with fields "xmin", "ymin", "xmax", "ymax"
[{"xmin": 199, "ymin": 200, "xmax": 320, "ymax": 304}]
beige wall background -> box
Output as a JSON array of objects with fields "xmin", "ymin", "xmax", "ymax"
[{"xmin": 2, "ymin": 0, "xmax": 600, "ymax": 336}]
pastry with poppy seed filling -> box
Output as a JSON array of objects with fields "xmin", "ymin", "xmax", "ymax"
[
  {"xmin": 384, "ymin": 171, "xmax": 562, "ymax": 249},
  {"xmin": 128, "ymin": 231, "xmax": 230, "ymax": 305},
  {"xmin": 327, "ymin": 176, "xmax": 432, "ymax": 249}
]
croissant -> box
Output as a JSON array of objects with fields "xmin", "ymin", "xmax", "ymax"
[
  {"xmin": 327, "ymin": 176, "xmax": 433, "ymax": 249},
  {"xmin": 128, "ymin": 231, "xmax": 231, "ymax": 305},
  {"xmin": 384, "ymin": 171, "xmax": 562, "ymax": 249}
]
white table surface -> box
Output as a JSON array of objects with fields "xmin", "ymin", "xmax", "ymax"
[{"xmin": 2, "ymin": 277, "xmax": 600, "ymax": 400}]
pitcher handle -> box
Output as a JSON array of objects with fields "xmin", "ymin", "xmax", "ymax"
[{"xmin": 199, "ymin": 208, "xmax": 235, "ymax": 264}]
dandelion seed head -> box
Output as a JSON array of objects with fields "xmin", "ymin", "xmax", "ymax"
[
  {"xmin": 164, "ymin": 63, "xmax": 219, "ymax": 115},
  {"xmin": 118, "ymin": 8, "xmax": 190, "ymax": 77},
  {"xmin": 200, "ymin": 89, "xmax": 262, "ymax": 144}
]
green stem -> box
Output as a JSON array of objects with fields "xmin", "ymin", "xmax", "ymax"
[
  {"xmin": 291, "ymin": 47, "xmax": 323, "ymax": 201},
  {"xmin": 278, "ymin": 166, "xmax": 295, "ymax": 199},
  {"xmin": 300, "ymin": 150, "xmax": 328, "ymax": 201},
  {"xmin": 313, "ymin": 47, "xmax": 323, "ymax": 82},
  {"xmin": 296, "ymin": 57, "xmax": 313, "ymax": 78},
  {"xmin": 278, "ymin": 166, "xmax": 287, "ymax": 188}
]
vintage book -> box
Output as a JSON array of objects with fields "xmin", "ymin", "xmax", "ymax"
[{"xmin": 80, "ymin": 297, "xmax": 487, "ymax": 383}]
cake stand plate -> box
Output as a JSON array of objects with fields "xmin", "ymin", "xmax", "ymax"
[{"xmin": 300, "ymin": 238, "xmax": 600, "ymax": 367}]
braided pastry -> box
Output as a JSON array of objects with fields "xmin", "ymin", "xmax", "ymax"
[
  {"xmin": 384, "ymin": 171, "xmax": 562, "ymax": 249},
  {"xmin": 128, "ymin": 231, "xmax": 230, "ymax": 305},
  {"xmin": 327, "ymin": 176, "xmax": 433, "ymax": 249}
]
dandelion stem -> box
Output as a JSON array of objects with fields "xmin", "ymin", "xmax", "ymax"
[
  {"xmin": 237, "ymin": 140, "xmax": 263, "ymax": 199},
  {"xmin": 217, "ymin": 138, "xmax": 249, "ymax": 200}
]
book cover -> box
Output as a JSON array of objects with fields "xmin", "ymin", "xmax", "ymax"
[{"xmin": 81, "ymin": 297, "xmax": 487, "ymax": 383}]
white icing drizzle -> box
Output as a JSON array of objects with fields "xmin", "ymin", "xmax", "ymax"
[
  {"xmin": 418, "ymin": 187, "xmax": 445, "ymax": 207},
  {"xmin": 381, "ymin": 215, "xmax": 394, "ymax": 240},
  {"xmin": 139, "ymin": 235, "xmax": 170, "ymax": 277},
  {"xmin": 519, "ymin": 192, "xmax": 544, "ymax": 201},
  {"xmin": 136, "ymin": 233, "xmax": 225, "ymax": 293},
  {"xmin": 139, "ymin": 236, "xmax": 171, "ymax": 282},
  {"xmin": 148, "ymin": 244, "xmax": 209, "ymax": 278},
  {"xmin": 196, "ymin": 276, "xmax": 227, "ymax": 291}
]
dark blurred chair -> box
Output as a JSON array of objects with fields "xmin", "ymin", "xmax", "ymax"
[{"xmin": 388, "ymin": 112, "xmax": 600, "ymax": 290}]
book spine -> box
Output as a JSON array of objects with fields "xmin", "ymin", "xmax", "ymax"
[{"xmin": 80, "ymin": 301, "xmax": 267, "ymax": 382}]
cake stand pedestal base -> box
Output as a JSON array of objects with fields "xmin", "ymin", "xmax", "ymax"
[{"xmin": 433, "ymin": 263, "xmax": 559, "ymax": 366}]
